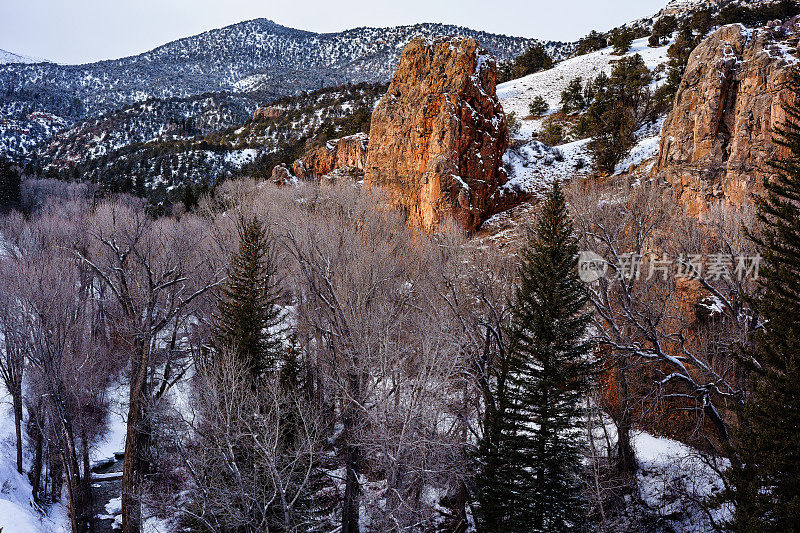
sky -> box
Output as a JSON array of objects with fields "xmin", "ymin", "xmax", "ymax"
[{"xmin": 0, "ymin": 0, "xmax": 668, "ymax": 64}]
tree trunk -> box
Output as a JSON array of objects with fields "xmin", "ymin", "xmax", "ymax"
[
  {"xmin": 122, "ymin": 349, "xmax": 149, "ymax": 533},
  {"xmin": 614, "ymin": 359, "xmax": 637, "ymax": 474},
  {"xmin": 13, "ymin": 385, "xmax": 23, "ymax": 474},
  {"xmin": 61, "ymin": 414, "xmax": 91, "ymax": 533},
  {"xmin": 50, "ymin": 452, "xmax": 63, "ymax": 503},
  {"xmin": 82, "ymin": 425, "xmax": 96, "ymax": 533},
  {"xmin": 341, "ymin": 442, "xmax": 361, "ymax": 533},
  {"xmin": 29, "ymin": 414, "xmax": 43, "ymax": 502},
  {"xmin": 340, "ymin": 364, "xmax": 362, "ymax": 533}
]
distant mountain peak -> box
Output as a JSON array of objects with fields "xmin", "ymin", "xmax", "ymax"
[
  {"xmin": 0, "ymin": 48, "xmax": 48, "ymax": 65},
  {"xmin": 0, "ymin": 21, "xmax": 565, "ymax": 121}
]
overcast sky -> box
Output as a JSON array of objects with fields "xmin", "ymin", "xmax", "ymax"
[{"xmin": 0, "ymin": 0, "xmax": 668, "ymax": 64}]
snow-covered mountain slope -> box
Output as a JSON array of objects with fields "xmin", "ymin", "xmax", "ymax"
[
  {"xmin": 59, "ymin": 83, "xmax": 383, "ymax": 200},
  {"xmin": 39, "ymin": 93, "xmax": 255, "ymax": 167},
  {"xmin": 0, "ymin": 49, "xmax": 47, "ymax": 65},
  {"xmin": 660, "ymin": 0, "xmax": 766, "ymax": 14},
  {"xmin": 0, "ymin": 19, "xmax": 568, "ymax": 164},
  {"xmin": 496, "ymin": 36, "xmax": 672, "ymax": 198},
  {"xmin": 498, "ymin": 36, "xmax": 671, "ymax": 139},
  {"xmin": 0, "ymin": 395, "xmax": 67, "ymax": 533},
  {"xmin": 0, "ymin": 109, "xmax": 68, "ymax": 161},
  {"xmin": 0, "ymin": 20, "xmax": 566, "ymax": 122}
]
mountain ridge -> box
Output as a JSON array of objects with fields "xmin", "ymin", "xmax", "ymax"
[
  {"xmin": 0, "ymin": 19, "xmax": 565, "ymax": 120},
  {"xmin": 0, "ymin": 48, "xmax": 48, "ymax": 65},
  {"xmin": 0, "ymin": 18, "xmax": 566, "ymax": 163}
]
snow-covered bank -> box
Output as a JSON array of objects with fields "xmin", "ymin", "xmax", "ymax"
[{"xmin": 0, "ymin": 394, "xmax": 67, "ymax": 533}]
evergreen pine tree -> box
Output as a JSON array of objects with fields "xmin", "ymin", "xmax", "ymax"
[
  {"xmin": 213, "ymin": 215, "xmax": 284, "ymax": 383},
  {"xmin": 475, "ymin": 181, "xmax": 593, "ymax": 532},
  {"xmin": 0, "ymin": 157, "xmax": 21, "ymax": 212},
  {"xmin": 181, "ymin": 184, "xmax": 197, "ymax": 212},
  {"xmin": 717, "ymin": 73, "xmax": 800, "ymax": 532}
]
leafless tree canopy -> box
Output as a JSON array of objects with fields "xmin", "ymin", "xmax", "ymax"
[{"xmin": 0, "ymin": 176, "xmax": 762, "ymax": 532}]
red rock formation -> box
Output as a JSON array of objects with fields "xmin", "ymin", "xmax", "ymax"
[
  {"xmin": 655, "ymin": 21, "xmax": 800, "ymax": 217},
  {"xmin": 270, "ymin": 164, "xmax": 295, "ymax": 185},
  {"xmin": 365, "ymin": 36, "xmax": 512, "ymax": 233},
  {"xmin": 292, "ymin": 133, "xmax": 369, "ymax": 179},
  {"xmin": 253, "ymin": 106, "xmax": 284, "ymax": 120}
]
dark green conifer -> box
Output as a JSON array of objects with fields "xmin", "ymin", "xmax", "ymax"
[
  {"xmin": 0, "ymin": 157, "xmax": 21, "ymax": 212},
  {"xmin": 718, "ymin": 73, "xmax": 800, "ymax": 533},
  {"xmin": 475, "ymin": 181, "xmax": 593, "ymax": 532},
  {"xmin": 214, "ymin": 215, "xmax": 284, "ymax": 383}
]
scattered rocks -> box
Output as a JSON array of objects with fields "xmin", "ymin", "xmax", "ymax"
[
  {"xmin": 270, "ymin": 163, "xmax": 296, "ymax": 185},
  {"xmin": 253, "ymin": 106, "xmax": 284, "ymax": 120},
  {"xmin": 292, "ymin": 133, "xmax": 369, "ymax": 179}
]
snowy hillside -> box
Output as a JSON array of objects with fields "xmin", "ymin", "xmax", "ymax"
[
  {"xmin": 496, "ymin": 37, "xmax": 672, "ymax": 198},
  {"xmin": 498, "ymin": 36, "xmax": 671, "ymax": 139},
  {"xmin": 0, "ymin": 20, "xmax": 562, "ymax": 122},
  {"xmin": 0, "ymin": 19, "xmax": 567, "ymax": 164},
  {"xmin": 53, "ymin": 83, "xmax": 383, "ymax": 199},
  {"xmin": 0, "ymin": 395, "xmax": 67, "ymax": 533},
  {"xmin": 0, "ymin": 49, "xmax": 47, "ymax": 65},
  {"xmin": 0, "ymin": 110, "xmax": 68, "ymax": 161},
  {"xmin": 39, "ymin": 93, "xmax": 254, "ymax": 166}
]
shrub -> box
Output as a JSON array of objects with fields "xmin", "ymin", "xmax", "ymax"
[
  {"xmin": 500, "ymin": 44, "xmax": 554, "ymax": 82},
  {"xmin": 610, "ymin": 28, "xmax": 635, "ymax": 55},
  {"xmin": 529, "ymin": 96, "xmax": 549, "ymax": 116},
  {"xmin": 576, "ymin": 31, "xmax": 607, "ymax": 55},
  {"xmin": 560, "ymin": 77, "xmax": 586, "ymax": 114},
  {"xmin": 584, "ymin": 55, "xmax": 653, "ymax": 173},
  {"xmin": 649, "ymin": 15, "xmax": 678, "ymax": 47},
  {"xmin": 717, "ymin": 1, "xmax": 800, "ymax": 26},
  {"xmin": 506, "ymin": 112, "xmax": 522, "ymax": 137},
  {"xmin": 540, "ymin": 116, "xmax": 566, "ymax": 146}
]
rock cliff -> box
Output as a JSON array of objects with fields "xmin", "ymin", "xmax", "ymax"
[
  {"xmin": 253, "ymin": 106, "xmax": 284, "ymax": 120},
  {"xmin": 292, "ymin": 133, "xmax": 369, "ymax": 179},
  {"xmin": 270, "ymin": 163, "xmax": 296, "ymax": 185},
  {"xmin": 365, "ymin": 36, "xmax": 511, "ymax": 233},
  {"xmin": 655, "ymin": 21, "xmax": 800, "ymax": 216}
]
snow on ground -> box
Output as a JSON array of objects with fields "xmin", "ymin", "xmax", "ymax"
[
  {"xmin": 498, "ymin": 37, "xmax": 671, "ymax": 140},
  {"xmin": 498, "ymin": 117, "xmax": 664, "ymax": 197},
  {"xmin": 91, "ymin": 380, "xmax": 128, "ymax": 467},
  {"xmin": 224, "ymin": 148, "xmax": 260, "ymax": 167},
  {"xmin": 634, "ymin": 431, "xmax": 730, "ymax": 531},
  {"xmin": 501, "ymin": 138, "xmax": 592, "ymax": 197},
  {"xmin": 0, "ymin": 393, "xmax": 67, "ymax": 533},
  {"xmin": 614, "ymin": 117, "xmax": 666, "ymax": 176},
  {"xmin": 493, "ymin": 40, "xmax": 672, "ymax": 198},
  {"xmin": 105, "ymin": 497, "xmax": 122, "ymax": 515}
]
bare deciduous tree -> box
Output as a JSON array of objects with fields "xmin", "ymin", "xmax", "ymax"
[
  {"xmin": 570, "ymin": 180, "xmax": 757, "ymax": 462},
  {"xmin": 76, "ymin": 200, "xmax": 223, "ymax": 533}
]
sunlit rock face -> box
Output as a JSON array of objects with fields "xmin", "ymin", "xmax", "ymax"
[
  {"xmin": 365, "ymin": 36, "xmax": 514, "ymax": 233},
  {"xmin": 656, "ymin": 21, "xmax": 800, "ymax": 217}
]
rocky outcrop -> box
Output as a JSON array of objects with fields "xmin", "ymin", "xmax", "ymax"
[
  {"xmin": 655, "ymin": 21, "xmax": 800, "ymax": 216},
  {"xmin": 660, "ymin": 0, "xmax": 731, "ymax": 15},
  {"xmin": 365, "ymin": 36, "xmax": 512, "ymax": 233},
  {"xmin": 270, "ymin": 164, "xmax": 295, "ymax": 185},
  {"xmin": 292, "ymin": 133, "xmax": 369, "ymax": 179},
  {"xmin": 253, "ymin": 106, "xmax": 284, "ymax": 120}
]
